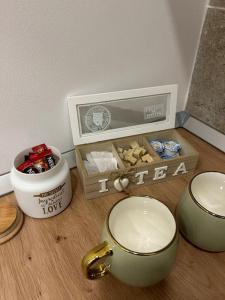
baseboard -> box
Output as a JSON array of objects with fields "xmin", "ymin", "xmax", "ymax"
[
  {"xmin": 0, "ymin": 173, "xmax": 13, "ymax": 196},
  {"xmin": 184, "ymin": 116, "xmax": 225, "ymax": 152},
  {"xmin": 61, "ymin": 148, "xmax": 76, "ymax": 169},
  {"xmin": 0, "ymin": 148, "xmax": 76, "ymax": 197}
]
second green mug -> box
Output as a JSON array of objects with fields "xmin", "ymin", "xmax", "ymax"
[{"xmin": 176, "ymin": 171, "xmax": 225, "ymax": 252}]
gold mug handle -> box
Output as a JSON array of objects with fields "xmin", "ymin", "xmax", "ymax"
[{"xmin": 82, "ymin": 241, "xmax": 113, "ymax": 280}]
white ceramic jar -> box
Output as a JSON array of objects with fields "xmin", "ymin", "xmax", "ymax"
[{"xmin": 11, "ymin": 146, "xmax": 72, "ymax": 218}]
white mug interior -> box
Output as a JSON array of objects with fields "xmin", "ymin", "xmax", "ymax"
[
  {"xmin": 190, "ymin": 172, "xmax": 225, "ymax": 217},
  {"xmin": 108, "ymin": 196, "xmax": 176, "ymax": 254}
]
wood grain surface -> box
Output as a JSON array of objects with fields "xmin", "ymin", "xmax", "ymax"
[
  {"xmin": 0, "ymin": 129, "xmax": 225, "ymax": 300},
  {"xmin": 0, "ymin": 202, "xmax": 17, "ymax": 234},
  {"xmin": 0, "ymin": 208, "xmax": 23, "ymax": 245}
]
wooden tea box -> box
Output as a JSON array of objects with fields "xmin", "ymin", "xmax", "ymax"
[
  {"xmin": 75, "ymin": 129, "xmax": 199, "ymax": 199},
  {"xmin": 68, "ymin": 85, "xmax": 199, "ymax": 199}
]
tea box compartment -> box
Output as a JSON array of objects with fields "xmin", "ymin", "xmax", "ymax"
[
  {"xmin": 146, "ymin": 129, "xmax": 194, "ymax": 160},
  {"xmin": 75, "ymin": 129, "xmax": 199, "ymax": 199},
  {"xmin": 76, "ymin": 141, "xmax": 125, "ymax": 176},
  {"xmin": 113, "ymin": 135, "xmax": 161, "ymax": 168}
]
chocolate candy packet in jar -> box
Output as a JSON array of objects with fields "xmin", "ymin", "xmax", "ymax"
[
  {"xmin": 17, "ymin": 144, "xmax": 58, "ymax": 174},
  {"xmin": 17, "ymin": 161, "xmax": 39, "ymax": 174}
]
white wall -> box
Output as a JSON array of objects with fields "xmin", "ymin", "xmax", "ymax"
[{"xmin": 0, "ymin": 0, "xmax": 207, "ymax": 175}]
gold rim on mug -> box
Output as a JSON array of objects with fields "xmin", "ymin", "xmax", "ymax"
[
  {"xmin": 189, "ymin": 171, "xmax": 225, "ymax": 219},
  {"xmin": 106, "ymin": 195, "xmax": 178, "ymax": 256}
]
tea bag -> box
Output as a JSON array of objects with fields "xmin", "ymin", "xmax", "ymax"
[
  {"xmin": 84, "ymin": 151, "xmax": 118, "ymax": 174},
  {"xmin": 83, "ymin": 160, "xmax": 99, "ymax": 175}
]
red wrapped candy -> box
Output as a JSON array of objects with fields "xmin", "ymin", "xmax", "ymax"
[
  {"xmin": 17, "ymin": 161, "xmax": 39, "ymax": 174},
  {"xmin": 17, "ymin": 144, "xmax": 57, "ymax": 174},
  {"xmin": 32, "ymin": 144, "xmax": 48, "ymax": 154}
]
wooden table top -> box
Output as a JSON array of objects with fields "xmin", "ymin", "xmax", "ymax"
[{"xmin": 0, "ymin": 128, "xmax": 225, "ymax": 300}]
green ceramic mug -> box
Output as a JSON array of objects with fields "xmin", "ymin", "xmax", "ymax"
[
  {"xmin": 176, "ymin": 171, "xmax": 225, "ymax": 252},
  {"xmin": 82, "ymin": 196, "xmax": 178, "ymax": 287}
]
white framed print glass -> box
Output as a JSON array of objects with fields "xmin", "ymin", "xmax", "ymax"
[{"xmin": 67, "ymin": 85, "xmax": 178, "ymax": 145}]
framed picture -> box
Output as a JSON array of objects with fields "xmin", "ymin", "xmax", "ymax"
[{"xmin": 67, "ymin": 84, "xmax": 178, "ymax": 145}]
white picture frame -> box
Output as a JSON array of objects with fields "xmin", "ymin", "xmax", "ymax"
[{"xmin": 67, "ymin": 84, "xmax": 178, "ymax": 145}]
